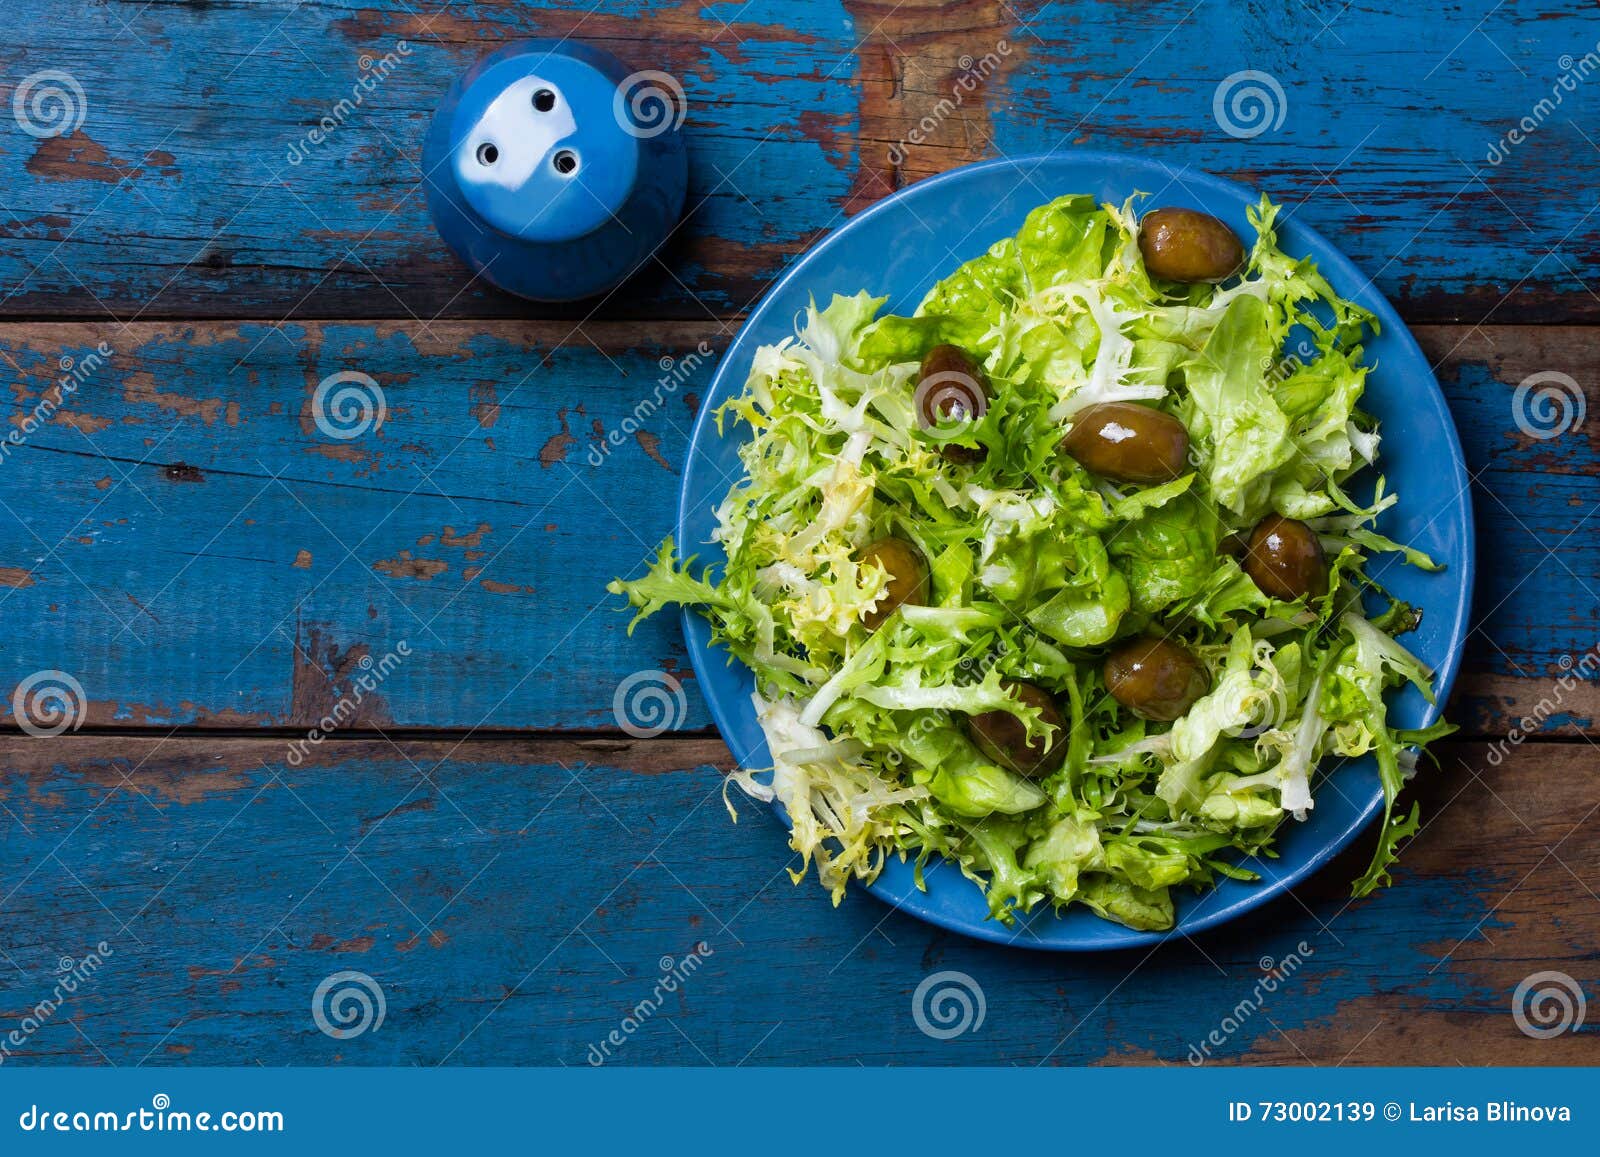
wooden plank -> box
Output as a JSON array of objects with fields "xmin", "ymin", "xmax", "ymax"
[
  {"xmin": 0, "ymin": 319, "xmax": 1593, "ymax": 735},
  {"xmin": 851, "ymin": 0, "xmax": 1600, "ymax": 325},
  {"xmin": 0, "ymin": 0, "xmax": 861, "ymax": 321},
  {"xmin": 0, "ymin": 318, "xmax": 723, "ymax": 732},
  {"xmin": 0, "ymin": 1, "xmax": 1596, "ymax": 321},
  {"xmin": 0, "ymin": 734, "xmax": 1593, "ymax": 1065}
]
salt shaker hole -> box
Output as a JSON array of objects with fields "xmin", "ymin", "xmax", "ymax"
[
  {"xmin": 533, "ymin": 88, "xmax": 556, "ymax": 112},
  {"xmin": 553, "ymin": 150, "xmax": 579, "ymax": 175},
  {"xmin": 476, "ymin": 142, "xmax": 499, "ymax": 165}
]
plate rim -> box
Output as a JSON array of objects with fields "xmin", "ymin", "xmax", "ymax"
[{"xmin": 675, "ymin": 150, "xmax": 1476, "ymax": 951}]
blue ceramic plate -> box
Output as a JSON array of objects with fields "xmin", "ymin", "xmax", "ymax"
[{"xmin": 676, "ymin": 153, "xmax": 1474, "ymax": 951}]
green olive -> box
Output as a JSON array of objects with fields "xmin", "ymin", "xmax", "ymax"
[
  {"xmin": 966, "ymin": 680, "xmax": 1066, "ymax": 778},
  {"xmin": 1139, "ymin": 208, "xmax": 1245, "ymax": 283},
  {"xmin": 860, "ymin": 537, "xmax": 929, "ymax": 629},
  {"xmin": 1103, "ymin": 637, "xmax": 1210, "ymax": 722},
  {"xmin": 916, "ymin": 344, "xmax": 990, "ymax": 464},
  {"xmin": 1059, "ymin": 402, "xmax": 1190, "ymax": 483},
  {"xmin": 1243, "ymin": 514, "xmax": 1328, "ymax": 601}
]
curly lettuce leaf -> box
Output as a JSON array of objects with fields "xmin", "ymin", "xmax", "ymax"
[{"xmin": 608, "ymin": 190, "xmax": 1448, "ymax": 932}]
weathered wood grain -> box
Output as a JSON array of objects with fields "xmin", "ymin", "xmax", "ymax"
[
  {"xmin": 0, "ymin": 0, "xmax": 860, "ymax": 320},
  {"xmin": 0, "ymin": 1, "xmax": 1596, "ymax": 321},
  {"xmin": 0, "ymin": 0, "xmax": 1590, "ymax": 1081},
  {"xmin": 0, "ymin": 320, "xmax": 1593, "ymax": 736},
  {"xmin": 0, "ymin": 735, "xmax": 1592, "ymax": 1066},
  {"xmin": 851, "ymin": 0, "xmax": 1600, "ymax": 325}
]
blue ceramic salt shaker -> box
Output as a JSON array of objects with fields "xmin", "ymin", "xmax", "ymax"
[{"xmin": 423, "ymin": 40, "xmax": 688, "ymax": 302}]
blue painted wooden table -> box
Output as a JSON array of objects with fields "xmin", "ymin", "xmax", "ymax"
[{"xmin": 1, "ymin": 0, "xmax": 1597, "ymax": 1066}]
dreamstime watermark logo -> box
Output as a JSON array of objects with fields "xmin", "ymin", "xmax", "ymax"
[
  {"xmin": 13, "ymin": 69, "xmax": 87, "ymax": 138},
  {"xmin": 882, "ymin": 710, "xmax": 951, "ymax": 769},
  {"xmin": 1223, "ymin": 670, "xmax": 1291, "ymax": 740},
  {"xmin": 1511, "ymin": 970, "xmax": 1586, "ymax": 1039},
  {"xmin": 613, "ymin": 71, "xmax": 687, "ymax": 139},
  {"xmin": 11, "ymin": 670, "xmax": 87, "ymax": 737},
  {"xmin": 885, "ymin": 644, "xmax": 1019, "ymax": 769},
  {"xmin": 1188, "ymin": 944, "xmax": 1313, "ymax": 1064},
  {"xmin": 612, "ymin": 669, "xmax": 687, "ymax": 738},
  {"xmin": 1486, "ymin": 644, "xmax": 1599, "ymax": 767},
  {"xmin": 0, "ymin": 943, "xmax": 113, "ymax": 1065},
  {"xmin": 913, "ymin": 368, "xmax": 989, "ymax": 423},
  {"xmin": 1511, "ymin": 370, "xmax": 1585, "ymax": 441},
  {"xmin": 586, "ymin": 942, "xmax": 713, "ymax": 1065},
  {"xmin": 16, "ymin": 1093, "xmax": 283, "ymax": 1134},
  {"xmin": 912, "ymin": 970, "xmax": 986, "ymax": 1040},
  {"xmin": 287, "ymin": 41, "xmax": 411, "ymax": 164},
  {"xmin": 312, "ymin": 370, "xmax": 386, "ymax": 440},
  {"xmin": 1, "ymin": 341, "xmax": 113, "ymax": 467},
  {"xmin": 1259, "ymin": 336, "xmax": 1321, "ymax": 388},
  {"xmin": 588, "ymin": 342, "xmax": 715, "ymax": 466},
  {"xmin": 311, "ymin": 970, "xmax": 386, "ymax": 1040},
  {"xmin": 1212, "ymin": 70, "xmax": 1287, "ymax": 139},
  {"xmin": 888, "ymin": 40, "xmax": 1012, "ymax": 165},
  {"xmin": 1486, "ymin": 41, "xmax": 1600, "ymax": 165},
  {"xmin": 286, "ymin": 641, "xmax": 409, "ymax": 766}
]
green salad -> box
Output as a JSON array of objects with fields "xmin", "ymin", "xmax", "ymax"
[{"xmin": 609, "ymin": 193, "xmax": 1453, "ymax": 932}]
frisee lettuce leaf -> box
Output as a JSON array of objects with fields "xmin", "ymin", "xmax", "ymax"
[{"xmin": 609, "ymin": 193, "xmax": 1450, "ymax": 931}]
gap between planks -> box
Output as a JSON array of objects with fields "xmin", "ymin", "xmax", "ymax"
[{"xmin": 0, "ymin": 732, "xmax": 1567, "ymax": 760}]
